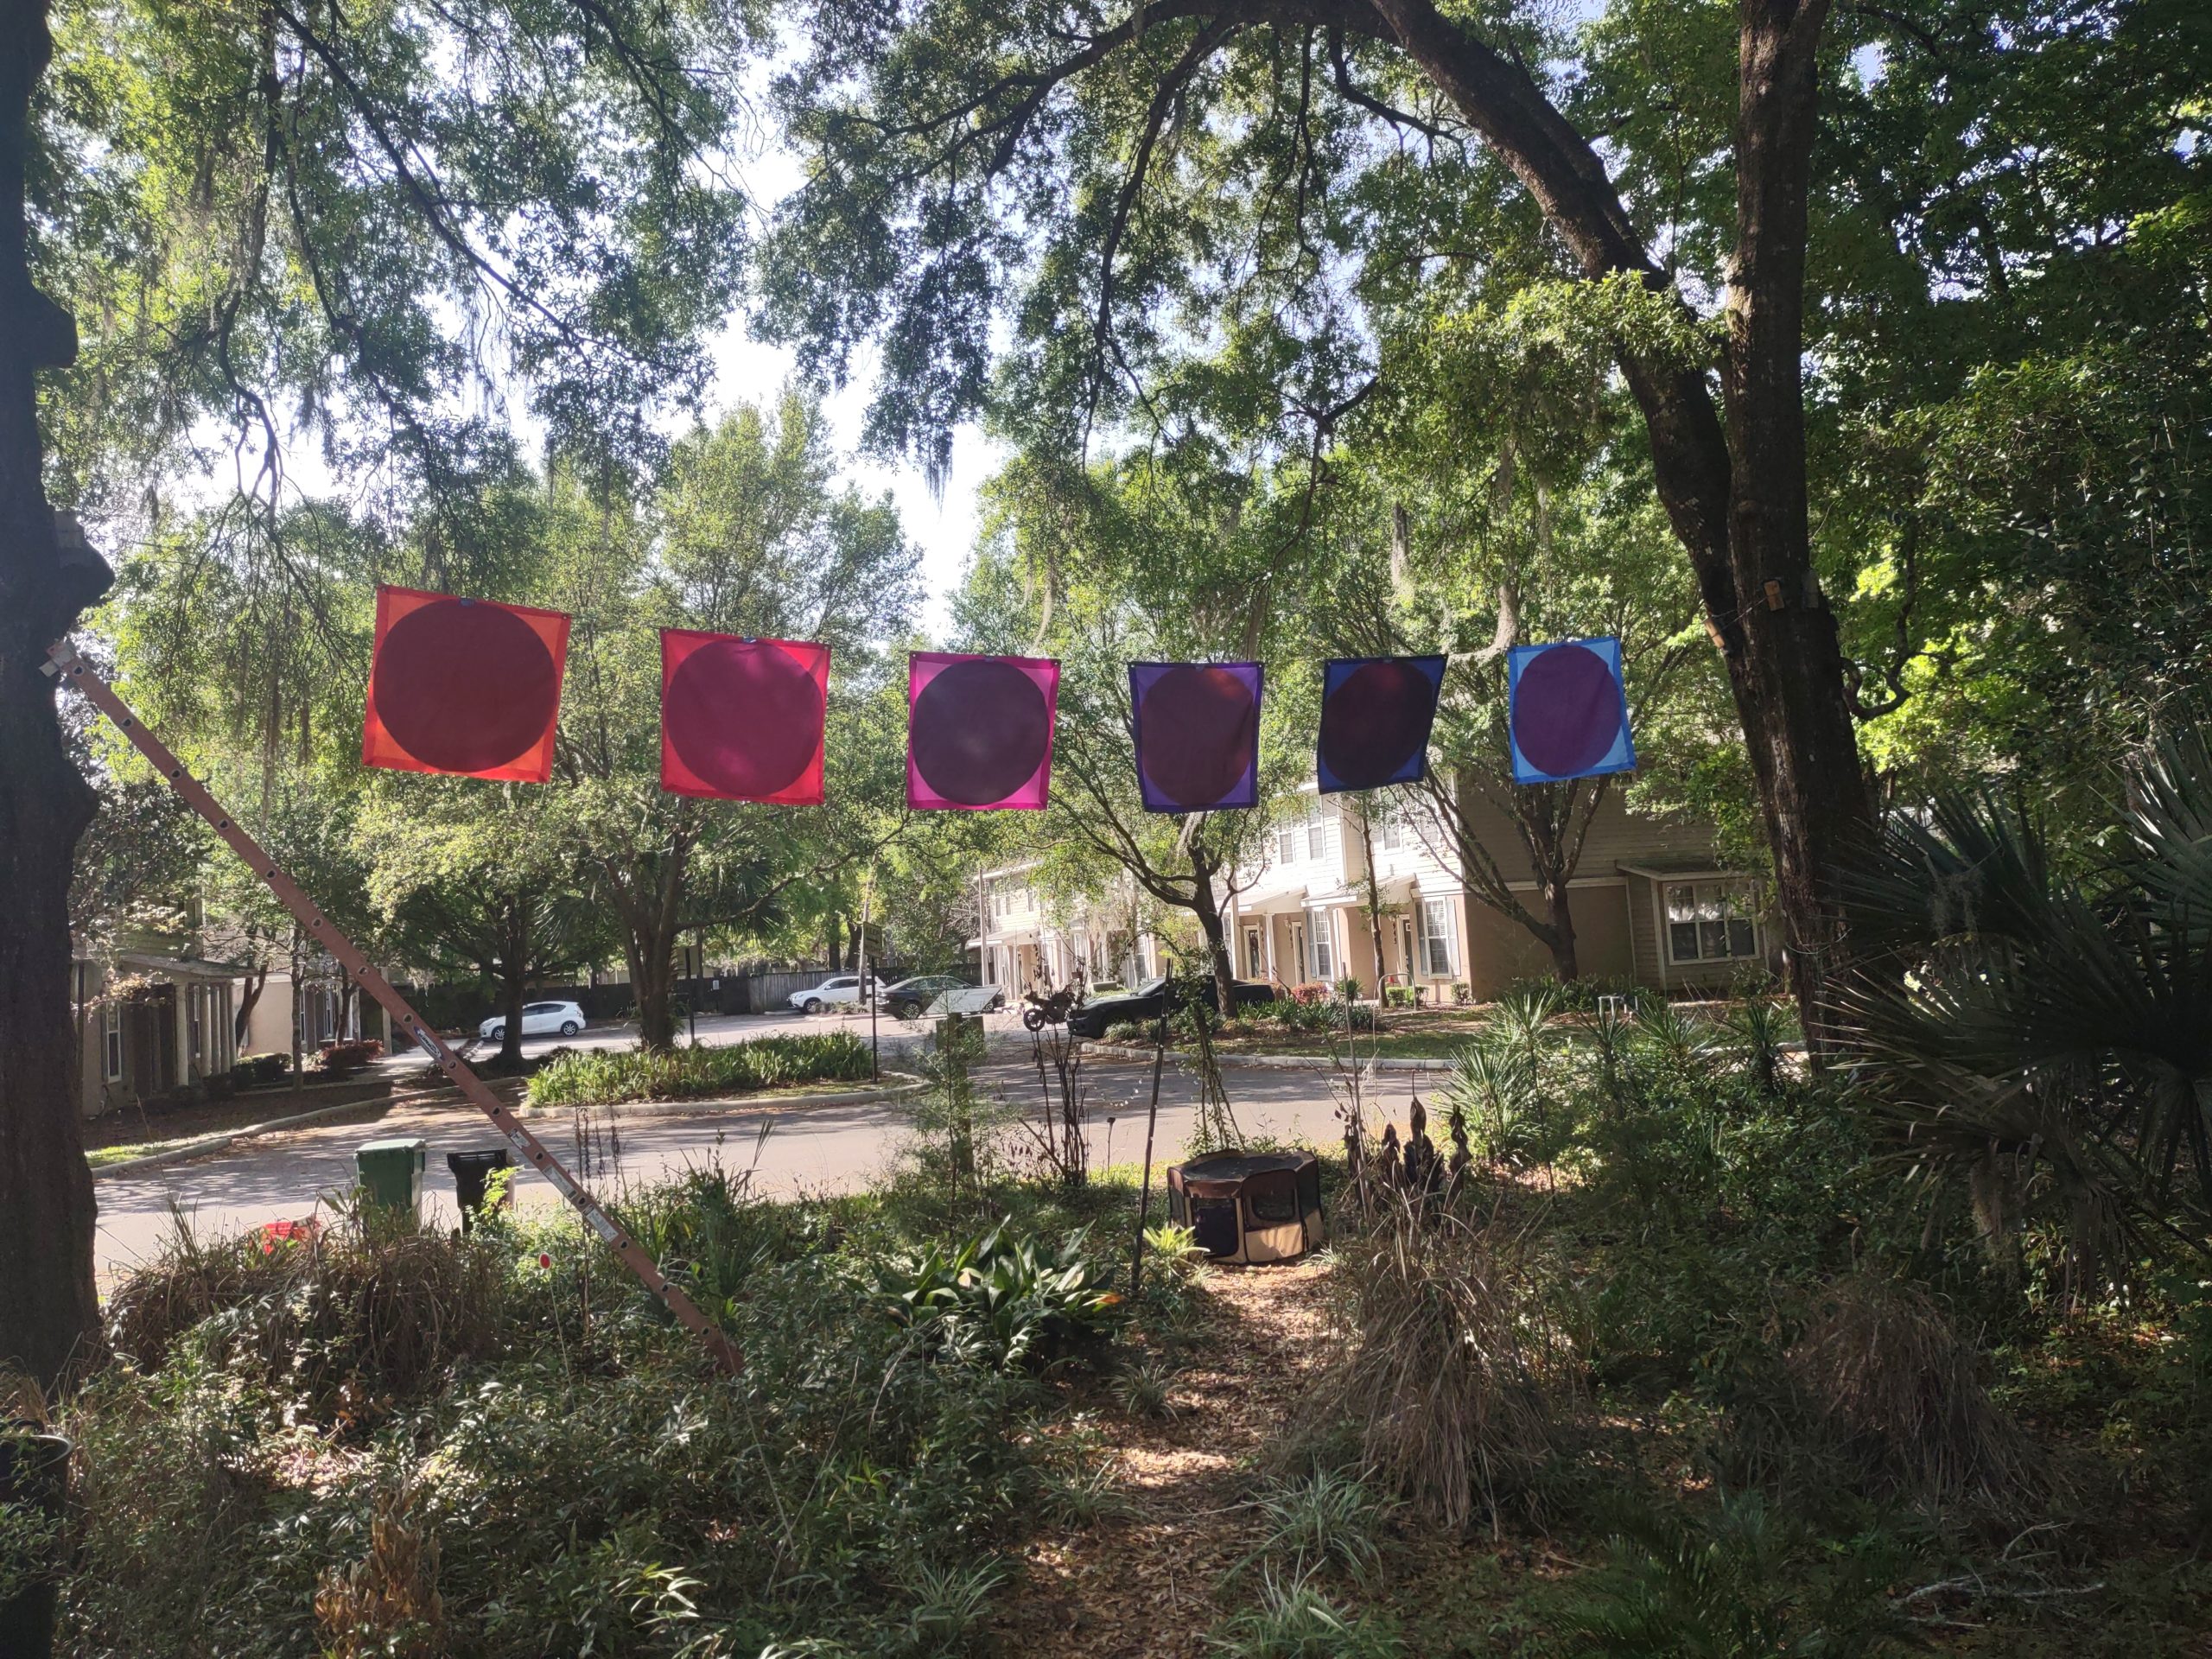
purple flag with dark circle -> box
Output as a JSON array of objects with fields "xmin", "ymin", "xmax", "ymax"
[
  {"xmin": 1314, "ymin": 655, "xmax": 1446, "ymax": 793},
  {"xmin": 1129, "ymin": 661, "xmax": 1263, "ymax": 812}
]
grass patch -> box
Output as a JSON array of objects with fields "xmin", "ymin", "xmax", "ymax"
[{"xmin": 524, "ymin": 1032, "xmax": 875, "ymax": 1107}]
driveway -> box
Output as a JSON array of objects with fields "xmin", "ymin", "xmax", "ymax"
[{"xmin": 93, "ymin": 1049, "xmax": 1421, "ymax": 1287}]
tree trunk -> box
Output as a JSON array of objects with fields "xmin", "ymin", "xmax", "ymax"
[
  {"xmin": 1187, "ymin": 863, "xmax": 1238, "ymax": 1020},
  {"xmin": 1717, "ymin": 0, "xmax": 1871, "ymax": 1049},
  {"xmin": 0, "ymin": 0, "xmax": 105, "ymax": 1393},
  {"xmin": 1540, "ymin": 879, "xmax": 1579, "ymax": 981},
  {"xmin": 1371, "ymin": 0, "xmax": 1872, "ymax": 1047},
  {"xmin": 234, "ymin": 961, "xmax": 266, "ymax": 1047},
  {"xmin": 632, "ymin": 924, "xmax": 677, "ymax": 1050},
  {"xmin": 1355, "ymin": 797, "xmax": 1387, "ymax": 998},
  {"xmin": 498, "ymin": 898, "xmax": 529, "ymax": 1068}
]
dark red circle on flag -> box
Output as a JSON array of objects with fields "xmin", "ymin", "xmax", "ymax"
[
  {"xmin": 1139, "ymin": 665, "xmax": 1257, "ymax": 808},
  {"xmin": 1513, "ymin": 643, "xmax": 1623, "ymax": 778},
  {"xmin": 1319, "ymin": 659, "xmax": 1434, "ymax": 789},
  {"xmin": 372, "ymin": 599, "xmax": 559, "ymax": 773},
  {"xmin": 666, "ymin": 639, "xmax": 823, "ymax": 799},
  {"xmin": 912, "ymin": 658, "xmax": 1050, "ymax": 805}
]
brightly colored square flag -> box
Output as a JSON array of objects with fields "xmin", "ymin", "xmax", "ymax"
[
  {"xmin": 362, "ymin": 585, "xmax": 569, "ymax": 782},
  {"xmin": 1314, "ymin": 655, "xmax": 1446, "ymax": 793},
  {"xmin": 1508, "ymin": 636, "xmax": 1636, "ymax": 785},
  {"xmin": 660, "ymin": 631, "xmax": 830, "ymax": 804},
  {"xmin": 1129, "ymin": 661, "xmax": 1262, "ymax": 812},
  {"xmin": 906, "ymin": 652, "xmax": 1059, "ymax": 810}
]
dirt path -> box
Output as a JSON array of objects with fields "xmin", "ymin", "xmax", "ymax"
[{"xmin": 1001, "ymin": 1259, "xmax": 1338, "ymax": 1656}]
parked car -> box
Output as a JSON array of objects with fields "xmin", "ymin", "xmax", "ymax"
[
  {"xmin": 788, "ymin": 975, "xmax": 879, "ymax": 1014},
  {"xmin": 479, "ymin": 1000, "xmax": 585, "ymax": 1042},
  {"xmin": 1065, "ymin": 976, "xmax": 1274, "ymax": 1039},
  {"xmin": 875, "ymin": 975, "xmax": 1006, "ymax": 1020}
]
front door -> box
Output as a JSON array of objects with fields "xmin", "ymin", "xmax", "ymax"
[
  {"xmin": 1244, "ymin": 926, "xmax": 1263, "ymax": 980},
  {"xmin": 1287, "ymin": 921, "xmax": 1306, "ymax": 984}
]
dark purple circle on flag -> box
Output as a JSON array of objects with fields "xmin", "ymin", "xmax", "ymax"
[
  {"xmin": 912, "ymin": 658, "xmax": 1051, "ymax": 805},
  {"xmin": 1513, "ymin": 643, "xmax": 1623, "ymax": 778},
  {"xmin": 372, "ymin": 599, "xmax": 558, "ymax": 773},
  {"xmin": 1319, "ymin": 659, "xmax": 1433, "ymax": 788},
  {"xmin": 1139, "ymin": 664, "xmax": 1257, "ymax": 808},
  {"xmin": 667, "ymin": 640, "xmax": 823, "ymax": 798}
]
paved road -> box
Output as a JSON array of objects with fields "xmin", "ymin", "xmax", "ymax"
[{"xmin": 93, "ymin": 1039, "xmax": 1426, "ymax": 1286}]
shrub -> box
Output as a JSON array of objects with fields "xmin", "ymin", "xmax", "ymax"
[
  {"xmin": 526, "ymin": 1032, "xmax": 874, "ymax": 1106},
  {"xmin": 1295, "ymin": 1197, "xmax": 1580, "ymax": 1529},
  {"xmin": 1236, "ymin": 1468, "xmax": 1395, "ymax": 1588},
  {"xmin": 1103, "ymin": 1020, "xmax": 1152, "ymax": 1044},
  {"xmin": 231, "ymin": 1053, "xmax": 290, "ymax": 1087},
  {"xmin": 1113, "ymin": 1356, "xmax": 1179, "ymax": 1420},
  {"xmin": 1383, "ymin": 985, "xmax": 1416, "ymax": 1008},
  {"xmin": 1785, "ymin": 1276, "xmax": 2047, "ymax": 1511},
  {"xmin": 1206, "ymin": 1574, "xmax": 1405, "ymax": 1658},
  {"xmin": 873, "ymin": 1224, "xmax": 1118, "ymax": 1369},
  {"xmin": 309, "ymin": 1039, "xmax": 384, "ymax": 1077}
]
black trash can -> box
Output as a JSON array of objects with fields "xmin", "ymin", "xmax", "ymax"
[
  {"xmin": 447, "ymin": 1147, "xmax": 515, "ymax": 1232},
  {"xmin": 0, "ymin": 1428, "xmax": 70, "ymax": 1659}
]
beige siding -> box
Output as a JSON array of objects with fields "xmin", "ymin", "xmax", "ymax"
[{"xmin": 1461, "ymin": 885, "xmax": 1634, "ymax": 999}]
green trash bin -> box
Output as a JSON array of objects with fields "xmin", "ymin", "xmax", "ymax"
[{"xmin": 355, "ymin": 1137, "xmax": 428, "ymax": 1217}]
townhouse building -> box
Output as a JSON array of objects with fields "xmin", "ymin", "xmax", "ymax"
[
  {"xmin": 1227, "ymin": 783, "xmax": 1779, "ymax": 1001},
  {"xmin": 969, "ymin": 863, "xmax": 1166, "ymax": 995}
]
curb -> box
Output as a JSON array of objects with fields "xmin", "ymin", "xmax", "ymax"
[
  {"xmin": 90, "ymin": 1078, "xmax": 528, "ymax": 1180},
  {"xmin": 520, "ymin": 1072, "xmax": 929, "ymax": 1116},
  {"xmin": 1079, "ymin": 1042, "xmax": 1454, "ymax": 1075}
]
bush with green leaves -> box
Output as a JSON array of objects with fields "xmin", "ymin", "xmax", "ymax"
[
  {"xmin": 872, "ymin": 1224, "xmax": 1120, "ymax": 1369},
  {"xmin": 1206, "ymin": 1573, "xmax": 1405, "ymax": 1659},
  {"xmin": 526, "ymin": 1032, "xmax": 874, "ymax": 1106},
  {"xmin": 58, "ymin": 1180, "xmax": 1092, "ymax": 1657}
]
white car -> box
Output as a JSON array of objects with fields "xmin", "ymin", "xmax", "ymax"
[
  {"xmin": 874, "ymin": 976, "xmax": 1006, "ymax": 1021},
  {"xmin": 789, "ymin": 975, "xmax": 879, "ymax": 1014},
  {"xmin": 479, "ymin": 1000, "xmax": 585, "ymax": 1042}
]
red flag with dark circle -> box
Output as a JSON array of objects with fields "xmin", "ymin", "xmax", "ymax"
[
  {"xmin": 362, "ymin": 585, "xmax": 569, "ymax": 782},
  {"xmin": 660, "ymin": 631, "xmax": 830, "ymax": 804}
]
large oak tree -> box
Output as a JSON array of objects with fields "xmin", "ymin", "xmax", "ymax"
[{"xmin": 760, "ymin": 0, "xmax": 1879, "ymax": 1039}]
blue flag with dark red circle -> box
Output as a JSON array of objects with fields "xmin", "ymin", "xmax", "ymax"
[
  {"xmin": 1508, "ymin": 636, "xmax": 1636, "ymax": 785},
  {"xmin": 1314, "ymin": 655, "xmax": 1446, "ymax": 793},
  {"xmin": 1129, "ymin": 661, "xmax": 1263, "ymax": 813}
]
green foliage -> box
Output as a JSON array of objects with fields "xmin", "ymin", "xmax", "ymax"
[
  {"xmin": 526, "ymin": 1033, "xmax": 874, "ymax": 1107},
  {"xmin": 1558, "ymin": 1491, "xmax": 1911, "ymax": 1658},
  {"xmin": 1236, "ymin": 1468, "xmax": 1395, "ymax": 1590},
  {"xmin": 1205, "ymin": 1574, "xmax": 1407, "ymax": 1659},
  {"xmin": 872, "ymin": 1224, "xmax": 1119, "ymax": 1370}
]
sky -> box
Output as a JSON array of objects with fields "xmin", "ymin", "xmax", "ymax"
[{"xmin": 696, "ymin": 323, "xmax": 997, "ymax": 636}]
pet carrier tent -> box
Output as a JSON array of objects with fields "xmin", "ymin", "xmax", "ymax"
[{"xmin": 1166, "ymin": 1149, "xmax": 1326, "ymax": 1264}]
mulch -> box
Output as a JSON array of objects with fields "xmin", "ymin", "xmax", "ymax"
[{"xmin": 995, "ymin": 1258, "xmax": 1338, "ymax": 1656}]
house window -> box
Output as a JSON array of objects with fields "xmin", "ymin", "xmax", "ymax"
[
  {"xmin": 1419, "ymin": 897, "xmax": 1457, "ymax": 978},
  {"xmin": 1275, "ymin": 820, "xmax": 1299, "ymax": 865},
  {"xmin": 1665, "ymin": 881, "xmax": 1761, "ymax": 963},
  {"xmin": 102, "ymin": 1001, "xmax": 124, "ymax": 1082},
  {"xmin": 1306, "ymin": 806, "xmax": 1325, "ymax": 861},
  {"xmin": 1309, "ymin": 915, "xmax": 1335, "ymax": 980}
]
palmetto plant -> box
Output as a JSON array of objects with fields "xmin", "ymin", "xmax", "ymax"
[{"xmin": 1839, "ymin": 722, "xmax": 2212, "ymax": 1287}]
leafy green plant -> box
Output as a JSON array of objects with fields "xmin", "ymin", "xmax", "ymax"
[
  {"xmin": 1237, "ymin": 1467, "xmax": 1395, "ymax": 1588},
  {"xmin": 874, "ymin": 1224, "xmax": 1119, "ymax": 1369},
  {"xmin": 1441, "ymin": 1039, "xmax": 1546, "ymax": 1166},
  {"xmin": 1038, "ymin": 1460, "xmax": 1133, "ymax": 1529},
  {"xmin": 1113, "ymin": 1356, "xmax": 1179, "ymax": 1420},
  {"xmin": 525, "ymin": 1032, "xmax": 874, "ymax": 1107},
  {"xmin": 1207, "ymin": 1573, "xmax": 1405, "ymax": 1658},
  {"xmin": 1559, "ymin": 1490, "xmax": 1911, "ymax": 1657}
]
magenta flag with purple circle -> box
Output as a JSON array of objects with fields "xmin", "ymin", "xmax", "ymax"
[
  {"xmin": 362, "ymin": 585, "xmax": 570, "ymax": 782},
  {"xmin": 1129, "ymin": 661, "xmax": 1262, "ymax": 813},
  {"xmin": 907, "ymin": 652, "xmax": 1059, "ymax": 810},
  {"xmin": 1508, "ymin": 636, "xmax": 1637, "ymax": 785},
  {"xmin": 1315, "ymin": 655, "xmax": 1446, "ymax": 793},
  {"xmin": 660, "ymin": 630, "xmax": 830, "ymax": 804}
]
